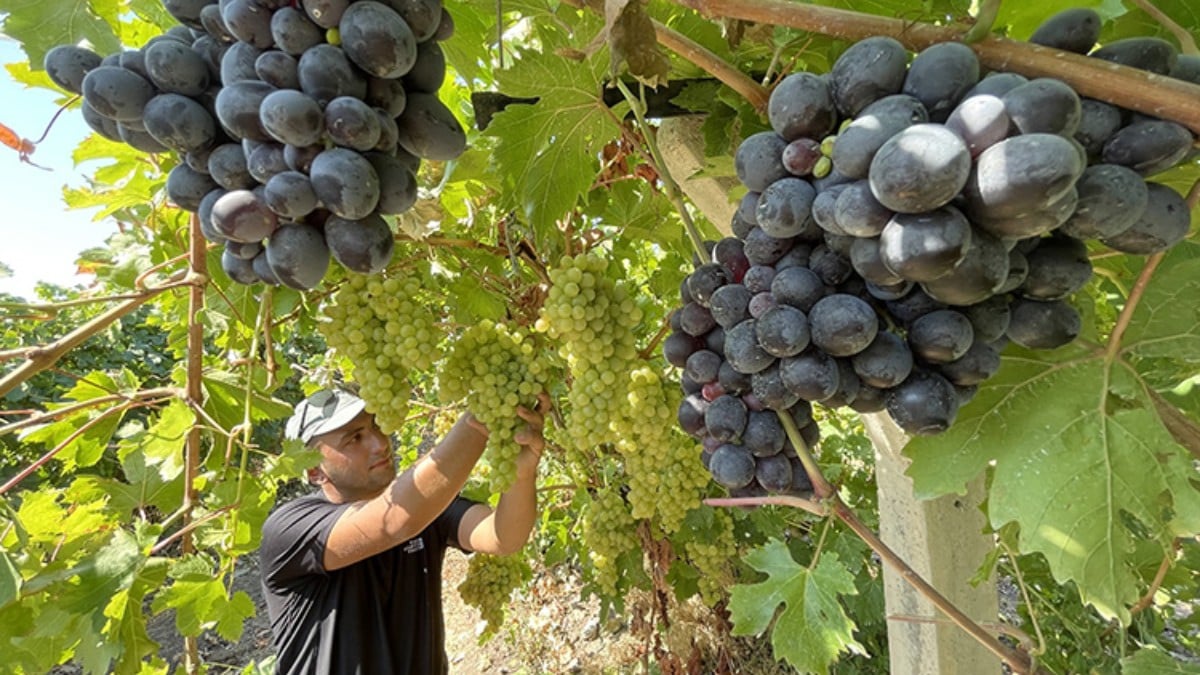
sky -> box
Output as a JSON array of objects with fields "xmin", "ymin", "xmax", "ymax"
[{"xmin": 0, "ymin": 37, "xmax": 112, "ymax": 299}]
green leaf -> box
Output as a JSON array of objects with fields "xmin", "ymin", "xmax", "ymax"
[
  {"xmin": 21, "ymin": 403, "xmax": 124, "ymax": 469},
  {"xmin": 446, "ymin": 274, "xmax": 508, "ymax": 323},
  {"xmin": 118, "ymin": 398, "xmax": 195, "ymax": 479},
  {"xmin": 60, "ymin": 528, "xmax": 145, "ymax": 616},
  {"xmin": 0, "ymin": 0, "xmax": 121, "ymax": 69},
  {"xmin": 996, "ymin": 0, "xmax": 1128, "ymax": 41},
  {"xmin": 0, "ymin": 549, "xmax": 21, "ymax": 608},
  {"xmin": 905, "ymin": 351, "xmax": 1200, "ymax": 622},
  {"xmin": 152, "ymin": 576, "xmax": 252, "ymax": 640},
  {"xmin": 4, "ymin": 60, "xmax": 60, "ymax": 92},
  {"xmin": 488, "ymin": 30, "xmax": 619, "ymax": 234},
  {"xmin": 728, "ymin": 542, "xmax": 863, "ymax": 674},
  {"xmin": 1122, "ymin": 252, "xmax": 1200, "ymax": 363},
  {"xmin": 214, "ymin": 590, "xmax": 256, "ymax": 642},
  {"xmin": 1122, "ymin": 646, "xmax": 1200, "ymax": 674}
]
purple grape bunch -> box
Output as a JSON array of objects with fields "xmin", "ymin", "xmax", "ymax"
[
  {"xmin": 43, "ymin": 0, "xmax": 465, "ymax": 290},
  {"xmin": 668, "ymin": 9, "xmax": 1199, "ymax": 497}
]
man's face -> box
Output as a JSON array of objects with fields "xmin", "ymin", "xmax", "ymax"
[{"xmin": 310, "ymin": 410, "xmax": 395, "ymax": 502}]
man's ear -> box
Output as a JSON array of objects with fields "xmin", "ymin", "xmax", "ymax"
[{"xmin": 306, "ymin": 465, "xmax": 327, "ymax": 486}]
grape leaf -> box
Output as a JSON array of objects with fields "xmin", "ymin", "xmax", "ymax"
[
  {"xmin": 905, "ymin": 350, "xmax": 1200, "ymax": 622},
  {"xmin": 0, "ymin": 549, "xmax": 20, "ymax": 608},
  {"xmin": 0, "ymin": 0, "xmax": 121, "ymax": 68},
  {"xmin": 487, "ymin": 29, "xmax": 620, "ymax": 235},
  {"xmin": 995, "ymin": 0, "xmax": 1128, "ymax": 41},
  {"xmin": 1122, "ymin": 646, "xmax": 1200, "ymax": 674},
  {"xmin": 440, "ymin": 0, "xmax": 492, "ymax": 84},
  {"xmin": 1122, "ymin": 253, "xmax": 1200, "ymax": 363},
  {"xmin": 728, "ymin": 542, "xmax": 863, "ymax": 674},
  {"xmin": 117, "ymin": 398, "xmax": 194, "ymax": 480}
]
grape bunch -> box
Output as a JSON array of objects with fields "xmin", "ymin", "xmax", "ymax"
[
  {"xmin": 42, "ymin": 0, "xmax": 466, "ymax": 290},
  {"xmin": 535, "ymin": 253, "xmax": 644, "ymax": 451},
  {"xmin": 319, "ymin": 267, "xmax": 440, "ymax": 432},
  {"xmin": 456, "ymin": 551, "xmax": 529, "ymax": 642},
  {"xmin": 581, "ymin": 488, "xmax": 640, "ymax": 596},
  {"xmin": 440, "ymin": 320, "xmax": 550, "ymax": 493},
  {"xmin": 612, "ymin": 367, "xmax": 711, "ymax": 534},
  {"xmin": 669, "ymin": 8, "xmax": 1198, "ymax": 495},
  {"xmin": 683, "ymin": 509, "xmax": 737, "ymax": 606}
]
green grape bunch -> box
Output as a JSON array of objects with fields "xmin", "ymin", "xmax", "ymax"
[
  {"xmin": 581, "ymin": 488, "xmax": 640, "ymax": 597},
  {"xmin": 536, "ymin": 253, "xmax": 643, "ymax": 450},
  {"xmin": 457, "ymin": 552, "xmax": 529, "ymax": 642},
  {"xmin": 319, "ymin": 269, "xmax": 442, "ymax": 433},
  {"xmin": 685, "ymin": 510, "xmax": 737, "ymax": 606},
  {"xmin": 614, "ymin": 367, "xmax": 711, "ymax": 534},
  {"xmin": 440, "ymin": 320, "xmax": 550, "ymax": 492}
]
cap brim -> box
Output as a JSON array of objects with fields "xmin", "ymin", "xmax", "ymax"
[{"xmin": 303, "ymin": 398, "xmax": 367, "ymax": 443}]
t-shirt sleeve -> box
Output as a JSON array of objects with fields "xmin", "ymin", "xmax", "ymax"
[
  {"xmin": 260, "ymin": 495, "xmax": 350, "ymax": 589},
  {"xmin": 436, "ymin": 496, "xmax": 483, "ymax": 552}
]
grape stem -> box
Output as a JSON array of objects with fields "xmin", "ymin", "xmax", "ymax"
[
  {"xmin": 776, "ymin": 408, "xmax": 835, "ymax": 499},
  {"xmin": 637, "ymin": 312, "xmax": 675, "ymax": 360},
  {"xmin": 181, "ymin": 213, "xmax": 208, "ymax": 675},
  {"xmin": 650, "ymin": 18, "xmax": 770, "ymax": 112},
  {"xmin": 560, "ymin": 0, "xmax": 770, "ymax": 111},
  {"xmin": 0, "ymin": 269, "xmax": 191, "ymax": 399},
  {"xmin": 1105, "ymin": 252, "xmax": 1164, "ymax": 363},
  {"xmin": 1000, "ymin": 537, "xmax": 1047, "ymax": 659},
  {"xmin": 961, "ymin": 0, "xmax": 1001, "ymax": 44},
  {"xmin": 703, "ymin": 494, "xmax": 828, "ymax": 516},
  {"xmin": 1130, "ymin": 0, "xmax": 1198, "ymax": 56},
  {"xmin": 671, "ymin": 0, "xmax": 1200, "ymax": 135},
  {"xmin": 150, "ymin": 504, "xmax": 237, "ymax": 556},
  {"xmin": 613, "ymin": 78, "xmax": 713, "ymax": 265}
]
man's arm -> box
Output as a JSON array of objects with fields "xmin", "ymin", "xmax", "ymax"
[
  {"xmin": 323, "ymin": 413, "xmax": 489, "ymax": 570},
  {"xmin": 459, "ymin": 399, "xmax": 548, "ymax": 556}
]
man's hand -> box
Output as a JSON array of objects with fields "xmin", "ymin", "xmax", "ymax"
[{"xmin": 513, "ymin": 392, "xmax": 552, "ymax": 479}]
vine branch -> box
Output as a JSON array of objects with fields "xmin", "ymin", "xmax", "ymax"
[
  {"xmin": 651, "ymin": 19, "xmax": 770, "ymax": 111},
  {"xmin": 832, "ymin": 499, "xmax": 1043, "ymax": 674},
  {"xmin": 1107, "ymin": 252, "xmax": 1165, "ymax": 362},
  {"xmin": 0, "ymin": 387, "xmax": 181, "ymax": 436},
  {"xmin": 181, "ymin": 214, "xmax": 207, "ymax": 675},
  {"xmin": 0, "ymin": 398, "xmax": 163, "ymax": 495},
  {"xmin": 671, "ymin": 0, "xmax": 1200, "ymax": 135},
  {"xmin": 0, "ymin": 269, "xmax": 193, "ymax": 399}
]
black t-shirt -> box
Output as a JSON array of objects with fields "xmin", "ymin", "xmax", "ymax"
[{"xmin": 260, "ymin": 492, "xmax": 479, "ymax": 675}]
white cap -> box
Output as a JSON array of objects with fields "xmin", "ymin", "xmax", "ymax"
[{"xmin": 285, "ymin": 389, "xmax": 368, "ymax": 444}]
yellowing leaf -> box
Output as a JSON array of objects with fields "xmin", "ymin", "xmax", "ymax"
[
  {"xmin": 729, "ymin": 542, "xmax": 863, "ymax": 674},
  {"xmin": 605, "ymin": 0, "xmax": 670, "ymax": 86}
]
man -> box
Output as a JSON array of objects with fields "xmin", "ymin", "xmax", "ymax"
[{"xmin": 260, "ymin": 388, "xmax": 549, "ymax": 674}]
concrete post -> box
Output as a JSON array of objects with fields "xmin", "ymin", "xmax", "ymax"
[
  {"xmin": 861, "ymin": 413, "xmax": 1001, "ymax": 674},
  {"xmin": 657, "ymin": 116, "xmax": 1002, "ymax": 675}
]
